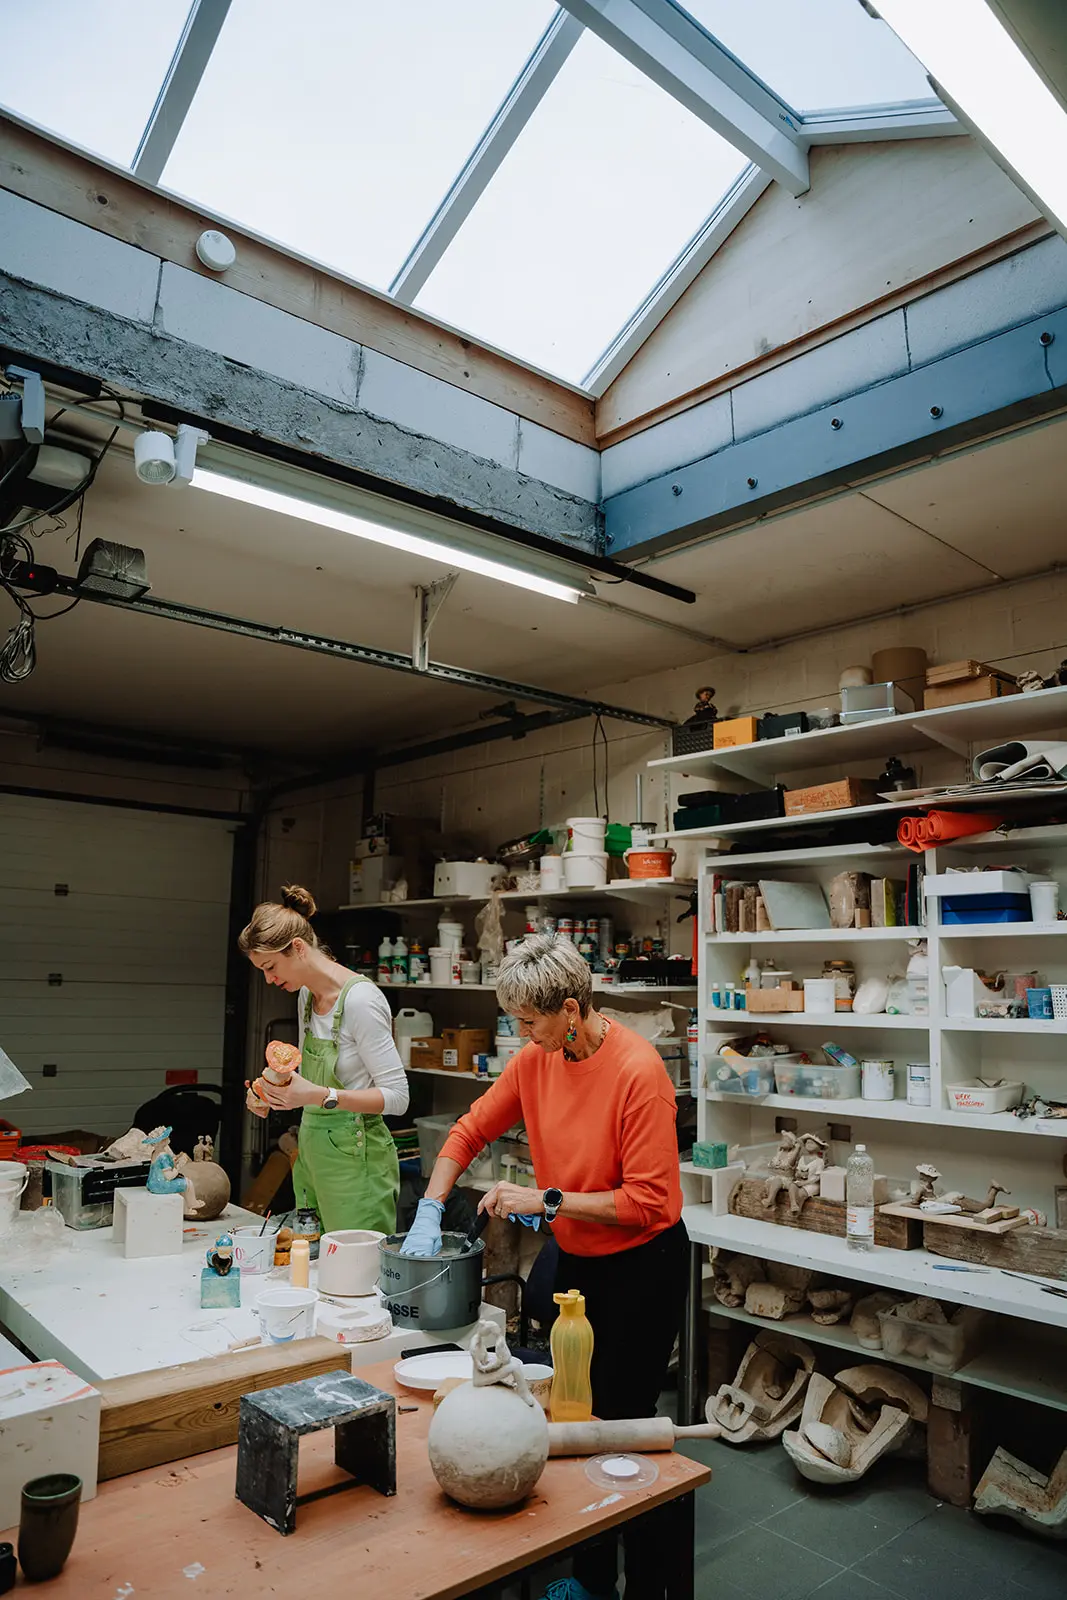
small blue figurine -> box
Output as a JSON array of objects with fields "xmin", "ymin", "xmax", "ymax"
[
  {"xmin": 145, "ymin": 1126, "xmax": 190, "ymax": 1197},
  {"xmin": 201, "ymin": 1231, "xmax": 240, "ymax": 1308}
]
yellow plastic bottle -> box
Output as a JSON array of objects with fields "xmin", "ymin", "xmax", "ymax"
[{"xmin": 550, "ymin": 1288, "xmax": 594, "ymax": 1422}]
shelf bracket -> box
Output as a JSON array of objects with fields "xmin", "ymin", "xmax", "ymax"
[
  {"xmin": 411, "ymin": 574, "xmax": 459, "ymax": 673},
  {"xmin": 917, "ymin": 725, "xmax": 970, "ymax": 759}
]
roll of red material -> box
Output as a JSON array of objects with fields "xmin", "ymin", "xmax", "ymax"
[{"xmin": 897, "ymin": 811, "xmax": 1004, "ymax": 852}]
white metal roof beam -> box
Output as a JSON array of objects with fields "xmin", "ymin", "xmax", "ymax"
[
  {"xmin": 558, "ymin": 0, "xmax": 810, "ymax": 195},
  {"xmin": 390, "ymin": 10, "xmax": 584, "ymax": 303},
  {"xmin": 132, "ymin": 0, "xmax": 233, "ymax": 185},
  {"xmin": 799, "ymin": 99, "xmax": 958, "ymax": 143}
]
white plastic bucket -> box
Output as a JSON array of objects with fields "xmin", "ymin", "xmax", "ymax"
[
  {"xmin": 232, "ymin": 1226, "xmax": 273, "ymax": 1274},
  {"xmin": 255, "ymin": 1286, "xmax": 318, "ymax": 1343},
  {"xmin": 1030, "ymin": 880, "xmax": 1060, "ymax": 922},
  {"xmin": 539, "ymin": 854, "xmax": 564, "ymax": 891},
  {"xmin": 319, "ymin": 1229, "xmax": 384, "ymax": 1297},
  {"xmin": 567, "ymin": 817, "xmax": 606, "ymax": 855},
  {"xmin": 860, "ymin": 1060, "xmax": 895, "ymax": 1102},
  {"xmin": 429, "ymin": 947, "xmax": 452, "ymax": 985},
  {"xmin": 0, "ymin": 1161, "xmax": 28, "ymax": 1236},
  {"xmin": 437, "ymin": 920, "xmax": 464, "ymax": 952},
  {"xmin": 562, "ymin": 852, "xmax": 608, "ymax": 890},
  {"xmin": 495, "ymin": 1035, "xmax": 523, "ymax": 1062}
]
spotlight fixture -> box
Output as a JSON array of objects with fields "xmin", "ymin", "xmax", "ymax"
[
  {"xmin": 134, "ymin": 431, "xmax": 176, "ymax": 485},
  {"xmin": 76, "ymin": 539, "xmax": 150, "ymax": 599}
]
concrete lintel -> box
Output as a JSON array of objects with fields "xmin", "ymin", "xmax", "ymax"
[
  {"xmin": 605, "ymin": 303, "xmax": 1067, "ymax": 559},
  {"xmin": 0, "ymin": 273, "xmax": 601, "ymax": 550}
]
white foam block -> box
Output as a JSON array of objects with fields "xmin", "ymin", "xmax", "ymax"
[
  {"xmin": 113, "ymin": 1188, "xmax": 184, "ymax": 1258},
  {"xmin": 0, "ymin": 1361, "xmax": 100, "ymax": 1528}
]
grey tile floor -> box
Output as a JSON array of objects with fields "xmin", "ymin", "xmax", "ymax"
[{"xmin": 675, "ymin": 1433, "xmax": 1067, "ymax": 1600}]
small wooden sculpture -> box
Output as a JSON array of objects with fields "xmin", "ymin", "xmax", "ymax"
[
  {"xmin": 788, "ymin": 1134, "xmax": 827, "ymax": 1216},
  {"xmin": 948, "ymin": 1182, "xmax": 1011, "ymax": 1215},
  {"xmin": 759, "ymin": 1132, "xmax": 800, "ymax": 1210},
  {"xmin": 706, "ymin": 1331, "xmax": 815, "ymax": 1444},
  {"xmin": 913, "ymin": 1163, "xmax": 942, "ymax": 1204}
]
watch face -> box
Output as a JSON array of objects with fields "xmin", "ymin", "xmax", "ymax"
[{"xmin": 544, "ymin": 1188, "xmax": 563, "ymax": 1207}]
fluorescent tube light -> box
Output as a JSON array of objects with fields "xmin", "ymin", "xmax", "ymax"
[
  {"xmin": 872, "ymin": 0, "xmax": 1067, "ymax": 235},
  {"xmin": 191, "ymin": 467, "xmax": 585, "ymax": 604}
]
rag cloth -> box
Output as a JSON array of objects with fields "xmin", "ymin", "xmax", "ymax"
[{"xmin": 897, "ymin": 811, "xmax": 1004, "ymax": 852}]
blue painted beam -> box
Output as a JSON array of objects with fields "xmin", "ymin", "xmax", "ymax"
[{"xmin": 605, "ymin": 305, "xmax": 1067, "ymax": 560}]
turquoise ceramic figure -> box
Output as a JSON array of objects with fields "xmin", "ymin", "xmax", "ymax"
[{"xmin": 145, "ymin": 1126, "xmax": 189, "ymax": 1197}]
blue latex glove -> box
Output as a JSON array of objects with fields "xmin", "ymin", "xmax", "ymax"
[
  {"xmin": 507, "ymin": 1213, "xmax": 542, "ymax": 1231},
  {"xmin": 400, "ymin": 1196, "xmax": 444, "ymax": 1257}
]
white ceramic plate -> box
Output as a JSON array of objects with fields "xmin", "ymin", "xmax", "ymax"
[{"xmin": 393, "ymin": 1352, "xmax": 473, "ymax": 1392}]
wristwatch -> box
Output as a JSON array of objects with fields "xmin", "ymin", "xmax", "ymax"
[
  {"xmin": 542, "ymin": 1187, "xmax": 564, "ymax": 1223},
  {"xmin": 321, "ymin": 1087, "xmax": 340, "ymax": 1111}
]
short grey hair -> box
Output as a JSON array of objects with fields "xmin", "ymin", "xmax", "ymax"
[{"xmin": 496, "ymin": 933, "xmax": 593, "ymax": 1018}]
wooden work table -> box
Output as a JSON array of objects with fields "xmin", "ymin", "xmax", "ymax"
[{"xmin": 0, "ymin": 1358, "xmax": 710, "ymax": 1599}]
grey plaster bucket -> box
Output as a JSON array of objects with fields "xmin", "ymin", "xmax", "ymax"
[{"xmin": 379, "ymin": 1231, "xmax": 485, "ymax": 1330}]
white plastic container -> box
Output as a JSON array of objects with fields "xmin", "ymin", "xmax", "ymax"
[
  {"xmin": 0, "ymin": 1160, "xmax": 28, "ymax": 1235},
  {"xmin": 924, "ymin": 870, "xmax": 1031, "ymax": 898},
  {"xmin": 802, "ymin": 978, "xmax": 838, "ymax": 1014},
  {"xmin": 394, "ymin": 1007, "xmax": 434, "ymax": 1067},
  {"xmin": 429, "ymin": 948, "xmax": 452, "ymax": 985},
  {"xmin": 860, "ymin": 1060, "xmax": 895, "ymax": 1101},
  {"xmin": 563, "ymin": 851, "xmax": 608, "ymax": 890},
  {"xmin": 255, "ymin": 1286, "xmax": 318, "ymax": 1343},
  {"xmin": 495, "ymin": 1034, "xmax": 524, "ymax": 1063},
  {"xmin": 540, "ymin": 854, "xmax": 564, "ymax": 891},
  {"xmin": 437, "ymin": 919, "xmax": 464, "ymax": 952},
  {"xmin": 433, "ymin": 861, "xmax": 496, "ymax": 899},
  {"xmin": 232, "ymin": 1225, "xmax": 274, "ymax": 1275},
  {"xmin": 906, "ymin": 1061, "xmax": 932, "ymax": 1106},
  {"xmin": 1030, "ymin": 880, "xmax": 1060, "ymax": 922},
  {"xmin": 567, "ymin": 817, "xmax": 606, "ymax": 855},
  {"xmin": 774, "ymin": 1059, "xmax": 861, "ymax": 1098},
  {"xmin": 460, "ymin": 961, "xmax": 480, "ymax": 985},
  {"xmin": 318, "ymin": 1229, "xmax": 384, "ymax": 1297},
  {"xmin": 945, "ymin": 1081, "xmax": 1023, "ymax": 1114}
]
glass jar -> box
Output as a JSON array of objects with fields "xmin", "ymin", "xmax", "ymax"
[{"xmin": 823, "ymin": 959, "xmax": 856, "ymax": 1012}]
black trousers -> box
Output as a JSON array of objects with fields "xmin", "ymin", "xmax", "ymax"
[{"xmin": 553, "ymin": 1220, "xmax": 690, "ymax": 1599}]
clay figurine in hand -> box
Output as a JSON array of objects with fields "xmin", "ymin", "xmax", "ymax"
[
  {"xmin": 788, "ymin": 1135, "xmax": 827, "ymax": 1216},
  {"xmin": 428, "ymin": 1319, "xmax": 548, "ymax": 1509},
  {"xmin": 206, "ymin": 1233, "xmax": 235, "ymax": 1276},
  {"xmin": 760, "ymin": 1131, "xmax": 800, "ymax": 1210},
  {"xmin": 146, "ymin": 1126, "xmax": 200, "ymax": 1207},
  {"xmin": 248, "ymin": 1041, "xmax": 302, "ymax": 1114}
]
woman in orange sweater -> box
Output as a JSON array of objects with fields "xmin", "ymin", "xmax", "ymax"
[{"xmin": 403, "ymin": 932, "xmax": 687, "ymax": 1600}]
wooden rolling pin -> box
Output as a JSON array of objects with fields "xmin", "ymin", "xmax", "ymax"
[{"xmin": 547, "ymin": 1418, "xmax": 721, "ymax": 1456}]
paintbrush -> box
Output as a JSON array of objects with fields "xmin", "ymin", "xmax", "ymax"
[{"xmin": 258, "ymin": 1209, "xmax": 272, "ymax": 1237}]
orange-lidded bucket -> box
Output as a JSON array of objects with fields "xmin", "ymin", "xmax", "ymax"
[{"xmin": 624, "ymin": 847, "xmax": 677, "ymax": 879}]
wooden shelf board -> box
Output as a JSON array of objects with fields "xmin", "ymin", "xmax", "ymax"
[
  {"xmin": 708, "ymin": 927, "xmax": 923, "ymax": 944},
  {"xmin": 680, "ymin": 1207, "xmax": 1067, "ymax": 1331}
]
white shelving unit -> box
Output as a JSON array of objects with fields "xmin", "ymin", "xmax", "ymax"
[{"xmin": 334, "ymin": 880, "xmax": 695, "ymax": 914}]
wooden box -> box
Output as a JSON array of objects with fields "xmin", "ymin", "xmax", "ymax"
[
  {"xmin": 442, "ymin": 1028, "xmax": 491, "ymax": 1071},
  {"xmin": 744, "ymin": 983, "xmax": 805, "ymax": 1013},
  {"xmin": 923, "ymin": 659, "xmax": 1018, "ymax": 710},
  {"xmin": 783, "ymin": 778, "xmax": 880, "ymax": 816},
  {"xmin": 713, "ymin": 716, "xmax": 760, "ymax": 749}
]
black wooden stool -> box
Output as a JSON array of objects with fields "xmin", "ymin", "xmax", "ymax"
[{"xmin": 235, "ymin": 1371, "xmax": 396, "ymax": 1535}]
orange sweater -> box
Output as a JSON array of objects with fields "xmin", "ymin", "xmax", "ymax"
[{"xmin": 439, "ymin": 1021, "xmax": 683, "ymax": 1257}]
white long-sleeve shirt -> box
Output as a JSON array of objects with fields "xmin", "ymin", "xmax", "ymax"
[{"xmin": 297, "ymin": 983, "xmax": 410, "ymax": 1119}]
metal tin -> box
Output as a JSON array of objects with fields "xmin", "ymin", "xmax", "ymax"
[{"xmin": 379, "ymin": 1232, "xmax": 484, "ymax": 1330}]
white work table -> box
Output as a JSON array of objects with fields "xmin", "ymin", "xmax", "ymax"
[
  {"xmin": 0, "ymin": 1209, "xmax": 500, "ymax": 1384},
  {"xmin": 677, "ymin": 1203, "xmax": 1067, "ymax": 1424}
]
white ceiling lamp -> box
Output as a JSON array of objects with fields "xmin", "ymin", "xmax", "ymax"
[
  {"xmin": 870, "ymin": 0, "xmax": 1067, "ymax": 236},
  {"xmin": 190, "ymin": 466, "xmax": 591, "ymax": 604}
]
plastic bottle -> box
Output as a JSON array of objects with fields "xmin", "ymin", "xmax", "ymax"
[
  {"xmin": 550, "ymin": 1289, "xmax": 594, "ymax": 1422},
  {"xmin": 686, "ymin": 1008, "xmax": 700, "ymax": 1076},
  {"xmin": 905, "ymin": 940, "xmax": 929, "ymax": 1015},
  {"xmin": 289, "ymin": 1237, "xmax": 310, "ymax": 1288},
  {"xmin": 408, "ymin": 938, "xmax": 426, "ymax": 984},
  {"xmin": 846, "ymin": 1143, "xmax": 875, "ymax": 1252},
  {"xmin": 31, "ymin": 1197, "xmax": 67, "ymax": 1252},
  {"xmin": 377, "ymin": 936, "xmax": 393, "ymax": 986},
  {"xmin": 392, "ymin": 935, "xmax": 409, "ymax": 985}
]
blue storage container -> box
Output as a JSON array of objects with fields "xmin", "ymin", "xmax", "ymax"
[{"xmin": 942, "ymin": 893, "xmax": 1032, "ymax": 924}]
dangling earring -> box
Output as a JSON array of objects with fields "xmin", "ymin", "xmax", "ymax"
[{"xmin": 565, "ymin": 1018, "xmax": 578, "ymax": 1048}]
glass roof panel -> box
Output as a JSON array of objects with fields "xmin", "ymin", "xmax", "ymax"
[
  {"xmin": 414, "ymin": 29, "xmax": 749, "ymax": 383},
  {"xmin": 161, "ymin": 0, "xmax": 556, "ymax": 291},
  {"xmin": 678, "ymin": 0, "xmax": 932, "ymax": 113},
  {"xmin": 0, "ymin": 0, "xmax": 193, "ymax": 166}
]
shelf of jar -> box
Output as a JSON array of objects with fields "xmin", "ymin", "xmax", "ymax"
[{"xmin": 695, "ymin": 1089, "xmax": 1067, "ymax": 1136}]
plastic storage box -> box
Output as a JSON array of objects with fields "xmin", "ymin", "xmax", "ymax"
[
  {"xmin": 45, "ymin": 1160, "xmax": 151, "ymax": 1230},
  {"xmin": 877, "ymin": 1301, "xmax": 987, "ymax": 1371},
  {"xmin": 945, "ymin": 1081, "xmax": 1023, "ymax": 1113},
  {"xmin": 710, "ymin": 1058, "xmax": 776, "ymax": 1095},
  {"xmin": 774, "ymin": 1059, "xmax": 861, "ymax": 1098},
  {"xmin": 941, "ymin": 894, "xmax": 1031, "ymax": 924}
]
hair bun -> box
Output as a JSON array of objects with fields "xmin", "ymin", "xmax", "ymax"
[{"xmin": 280, "ymin": 883, "xmax": 317, "ymax": 919}]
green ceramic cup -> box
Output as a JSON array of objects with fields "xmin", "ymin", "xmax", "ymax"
[{"xmin": 18, "ymin": 1473, "xmax": 82, "ymax": 1583}]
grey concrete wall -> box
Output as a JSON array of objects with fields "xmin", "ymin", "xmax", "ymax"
[{"xmin": 0, "ymin": 189, "xmax": 601, "ymax": 549}]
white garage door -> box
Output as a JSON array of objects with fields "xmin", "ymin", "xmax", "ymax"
[{"xmin": 0, "ymin": 794, "xmax": 234, "ymax": 1138}]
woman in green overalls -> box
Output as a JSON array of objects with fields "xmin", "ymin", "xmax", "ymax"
[{"xmin": 239, "ymin": 885, "xmax": 407, "ymax": 1235}]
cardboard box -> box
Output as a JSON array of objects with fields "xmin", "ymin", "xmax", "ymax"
[
  {"xmin": 923, "ymin": 660, "xmax": 1018, "ymax": 709},
  {"xmin": 744, "ymin": 984, "xmax": 805, "ymax": 1013},
  {"xmin": 713, "ymin": 716, "xmax": 760, "ymax": 749},
  {"xmin": 783, "ymin": 778, "xmax": 880, "ymax": 816},
  {"xmin": 441, "ymin": 1028, "xmax": 491, "ymax": 1071},
  {"xmin": 408, "ymin": 1036, "xmax": 446, "ymax": 1071}
]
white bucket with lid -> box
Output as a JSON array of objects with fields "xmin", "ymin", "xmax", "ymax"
[
  {"xmin": 437, "ymin": 919, "xmax": 464, "ymax": 952},
  {"xmin": 567, "ymin": 817, "xmax": 606, "ymax": 855},
  {"xmin": 0, "ymin": 1160, "xmax": 28, "ymax": 1236},
  {"xmin": 255, "ymin": 1286, "xmax": 318, "ymax": 1343},
  {"xmin": 495, "ymin": 1035, "xmax": 524, "ymax": 1062},
  {"xmin": 429, "ymin": 948, "xmax": 452, "ymax": 985},
  {"xmin": 563, "ymin": 851, "xmax": 608, "ymax": 890},
  {"xmin": 540, "ymin": 854, "xmax": 564, "ymax": 891}
]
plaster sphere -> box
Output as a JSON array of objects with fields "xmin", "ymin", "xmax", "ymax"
[
  {"xmin": 184, "ymin": 1160, "xmax": 230, "ymax": 1221},
  {"xmin": 428, "ymin": 1381, "xmax": 548, "ymax": 1509}
]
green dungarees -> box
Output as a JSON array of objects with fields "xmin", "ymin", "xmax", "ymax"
[{"xmin": 293, "ymin": 977, "xmax": 400, "ymax": 1235}]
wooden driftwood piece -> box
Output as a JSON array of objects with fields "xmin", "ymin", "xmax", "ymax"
[
  {"xmin": 974, "ymin": 1446, "xmax": 1067, "ymax": 1537},
  {"xmin": 881, "ymin": 1202, "xmax": 1028, "ymax": 1235},
  {"xmin": 707, "ymin": 1330, "xmax": 815, "ymax": 1444},
  {"xmin": 731, "ymin": 1178, "xmax": 920, "ymax": 1249},
  {"xmin": 923, "ymin": 1219, "xmax": 1067, "ymax": 1277}
]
